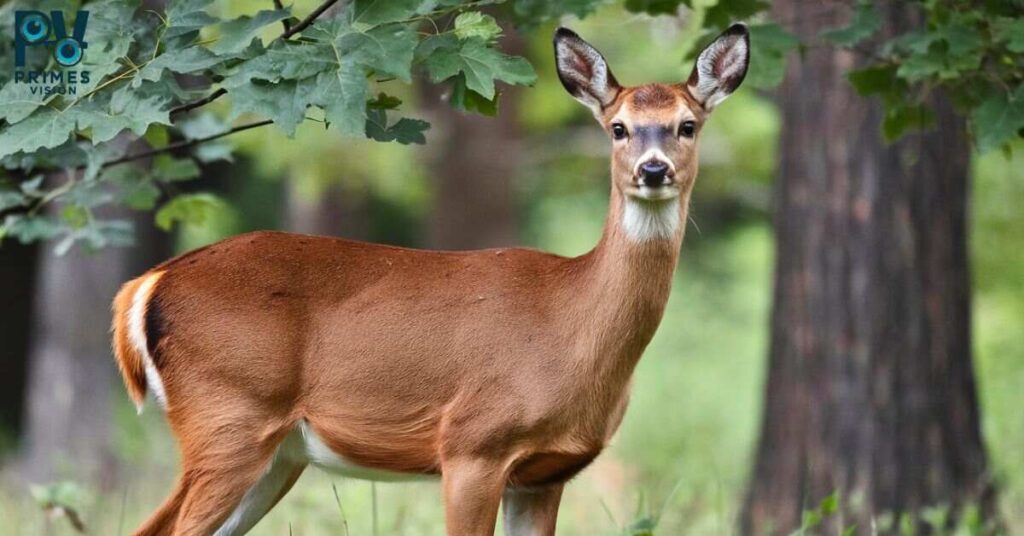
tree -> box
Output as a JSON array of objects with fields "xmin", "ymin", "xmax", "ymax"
[{"xmin": 742, "ymin": 2, "xmax": 997, "ymax": 533}]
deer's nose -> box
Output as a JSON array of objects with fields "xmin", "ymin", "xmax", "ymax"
[{"xmin": 639, "ymin": 161, "xmax": 671, "ymax": 187}]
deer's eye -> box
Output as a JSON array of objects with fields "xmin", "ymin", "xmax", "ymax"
[
  {"xmin": 678, "ymin": 120, "xmax": 696, "ymax": 138},
  {"xmin": 611, "ymin": 123, "xmax": 627, "ymax": 140}
]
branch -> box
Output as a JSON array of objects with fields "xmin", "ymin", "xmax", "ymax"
[
  {"xmin": 169, "ymin": 88, "xmax": 227, "ymax": 117},
  {"xmin": 279, "ymin": 0, "xmax": 339, "ymax": 40},
  {"xmin": 169, "ymin": 0, "xmax": 340, "ymax": 119},
  {"xmin": 101, "ymin": 120, "xmax": 273, "ymax": 169},
  {"xmin": 273, "ymin": 0, "xmax": 292, "ymax": 32}
]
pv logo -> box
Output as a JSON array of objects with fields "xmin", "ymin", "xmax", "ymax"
[{"xmin": 15, "ymin": 10, "xmax": 89, "ymax": 67}]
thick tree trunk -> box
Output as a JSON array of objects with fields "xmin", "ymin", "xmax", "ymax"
[
  {"xmin": 742, "ymin": 2, "xmax": 994, "ymax": 534},
  {"xmin": 17, "ymin": 208, "xmax": 169, "ymax": 487},
  {"xmin": 0, "ymin": 241, "xmax": 39, "ymax": 437}
]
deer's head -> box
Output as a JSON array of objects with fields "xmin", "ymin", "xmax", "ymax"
[{"xmin": 554, "ymin": 25, "xmax": 749, "ymax": 208}]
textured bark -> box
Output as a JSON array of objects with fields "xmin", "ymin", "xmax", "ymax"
[
  {"xmin": 418, "ymin": 27, "xmax": 523, "ymax": 250},
  {"xmin": 742, "ymin": 2, "xmax": 994, "ymax": 534},
  {"xmin": 17, "ymin": 209, "xmax": 169, "ymax": 487}
]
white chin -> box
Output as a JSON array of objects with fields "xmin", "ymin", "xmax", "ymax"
[{"xmin": 629, "ymin": 185, "xmax": 680, "ymax": 201}]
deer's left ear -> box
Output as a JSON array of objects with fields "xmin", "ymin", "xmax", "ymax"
[{"xmin": 686, "ymin": 23, "xmax": 750, "ymax": 111}]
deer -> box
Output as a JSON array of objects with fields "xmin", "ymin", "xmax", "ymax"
[{"xmin": 111, "ymin": 23, "xmax": 750, "ymax": 536}]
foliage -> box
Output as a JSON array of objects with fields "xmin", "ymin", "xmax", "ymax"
[
  {"xmin": 0, "ymin": 0, "xmax": 538, "ymax": 251},
  {"xmin": 823, "ymin": 0, "xmax": 1024, "ymax": 151}
]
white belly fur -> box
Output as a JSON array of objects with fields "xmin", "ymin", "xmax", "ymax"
[{"xmin": 290, "ymin": 421, "xmax": 438, "ymax": 482}]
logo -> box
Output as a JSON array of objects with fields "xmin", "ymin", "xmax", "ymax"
[{"xmin": 13, "ymin": 10, "xmax": 91, "ymax": 95}]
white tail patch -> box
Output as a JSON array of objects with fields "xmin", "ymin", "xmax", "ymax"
[
  {"xmin": 622, "ymin": 198, "xmax": 680, "ymax": 242},
  {"xmin": 128, "ymin": 272, "xmax": 167, "ymax": 412}
]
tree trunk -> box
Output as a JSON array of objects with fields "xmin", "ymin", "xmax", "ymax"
[
  {"xmin": 17, "ymin": 208, "xmax": 170, "ymax": 488},
  {"xmin": 0, "ymin": 241, "xmax": 39, "ymax": 438},
  {"xmin": 418, "ymin": 28, "xmax": 523, "ymax": 250},
  {"xmin": 742, "ymin": 2, "xmax": 994, "ymax": 534}
]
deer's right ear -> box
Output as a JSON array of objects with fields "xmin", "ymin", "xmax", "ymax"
[{"xmin": 554, "ymin": 28, "xmax": 621, "ymax": 115}]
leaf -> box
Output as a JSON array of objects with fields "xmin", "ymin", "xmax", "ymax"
[
  {"xmin": 367, "ymin": 93, "xmax": 402, "ymax": 110},
  {"xmin": 972, "ymin": 85, "xmax": 1024, "ymax": 153},
  {"xmin": 177, "ymin": 113, "xmax": 229, "ymax": 140},
  {"xmin": 820, "ymin": 1, "xmax": 881, "ymax": 47},
  {"xmin": 423, "ymin": 37, "xmax": 536, "ymax": 100},
  {"xmin": 155, "ymin": 193, "xmax": 228, "ymax": 231},
  {"xmin": 703, "ymin": 0, "xmax": 769, "ymax": 30},
  {"xmin": 745, "ymin": 24, "xmax": 799, "ymax": 89},
  {"xmin": 450, "ymin": 74, "xmax": 499, "ymax": 116},
  {"xmin": 164, "ymin": 0, "xmax": 220, "ymax": 41},
  {"xmin": 0, "ymin": 190, "xmax": 27, "ymax": 211},
  {"xmin": 1, "ymin": 213, "xmax": 63, "ymax": 243},
  {"xmin": 993, "ymin": 17, "xmax": 1024, "ymax": 53},
  {"xmin": 454, "ymin": 12, "xmax": 502, "ymax": 41},
  {"xmin": 352, "ymin": 0, "xmax": 427, "ymax": 25},
  {"xmin": 137, "ymin": 46, "xmax": 226, "ymax": 85},
  {"xmin": 847, "ymin": 64, "xmax": 901, "ymax": 97},
  {"xmin": 882, "ymin": 102, "xmax": 935, "ymax": 141},
  {"xmin": 623, "ymin": 0, "xmax": 688, "ymax": 16},
  {"xmin": 230, "ymin": 78, "xmax": 314, "ymax": 136},
  {"xmin": 122, "ymin": 181, "xmax": 161, "ymax": 210},
  {"xmin": 78, "ymin": 83, "xmax": 173, "ymax": 144},
  {"xmin": 512, "ymin": 0, "xmax": 603, "ymax": 26},
  {"xmin": 210, "ymin": 9, "xmax": 290, "ymax": 55},
  {"xmin": 364, "ymin": 108, "xmax": 429, "ymax": 144},
  {"xmin": 153, "ymin": 155, "xmax": 201, "ymax": 182},
  {"xmin": 310, "ymin": 64, "xmax": 369, "ymax": 136},
  {"xmin": 0, "ymin": 107, "xmax": 80, "ymax": 160},
  {"xmin": 0, "ymin": 81, "xmax": 52, "ymax": 124}
]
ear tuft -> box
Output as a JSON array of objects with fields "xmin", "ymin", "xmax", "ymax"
[
  {"xmin": 553, "ymin": 27, "xmax": 621, "ymax": 115},
  {"xmin": 687, "ymin": 23, "xmax": 750, "ymax": 111}
]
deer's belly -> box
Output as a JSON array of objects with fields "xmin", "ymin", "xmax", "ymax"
[{"xmin": 282, "ymin": 421, "xmax": 439, "ymax": 482}]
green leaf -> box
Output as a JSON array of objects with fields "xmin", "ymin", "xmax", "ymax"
[
  {"xmin": 210, "ymin": 9, "xmax": 290, "ymax": 55},
  {"xmin": 0, "ymin": 81, "xmax": 52, "ymax": 124},
  {"xmin": 122, "ymin": 181, "xmax": 161, "ymax": 210},
  {"xmin": 62, "ymin": 204, "xmax": 90, "ymax": 229},
  {"xmin": 423, "ymin": 37, "xmax": 536, "ymax": 100},
  {"xmin": 1, "ymin": 213, "xmax": 63, "ymax": 243},
  {"xmin": 155, "ymin": 193, "xmax": 228, "ymax": 231},
  {"xmin": 0, "ymin": 107, "xmax": 80, "ymax": 160},
  {"xmin": 310, "ymin": 64, "xmax": 369, "ymax": 136},
  {"xmin": 820, "ymin": 1, "xmax": 881, "ymax": 47},
  {"xmin": 745, "ymin": 24, "xmax": 799, "ymax": 89},
  {"xmin": 352, "ymin": 0, "xmax": 427, "ymax": 25},
  {"xmin": 164, "ymin": 0, "xmax": 220, "ymax": 41},
  {"xmin": 454, "ymin": 12, "xmax": 502, "ymax": 41},
  {"xmin": 450, "ymin": 74, "xmax": 499, "ymax": 116},
  {"xmin": 847, "ymin": 64, "xmax": 901, "ymax": 97},
  {"xmin": 623, "ymin": 0, "xmax": 688, "ymax": 16},
  {"xmin": 703, "ymin": 0, "xmax": 769, "ymax": 30},
  {"xmin": 993, "ymin": 17, "xmax": 1024, "ymax": 53},
  {"xmin": 137, "ymin": 46, "xmax": 226, "ymax": 85},
  {"xmin": 972, "ymin": 85, "xmax": 1024, "ymax": 152},
  {"xmin": 364, "ymin": 108, "xmax": 429, "ymax": 144},
  {"xmin": 79, "ymin": 83, "xmax": 173, "ymax": 144},
  {"xmin": 513, "ymin": 0, "xmax": 603, "ymax": 25},
  {"xmin": 230, "ymin": 78, "xmax": 314, "ymax": 136},
  {"xmin": 153, "ymin": 155, "xmax": 201, "ymax": 182},
  {"xmin": 367, "ymin": 93, "xmax": 402, "ymax": 110},
  {"xmin": 882, "ymin": 102, "xmax": 935, "ymax": 141}
]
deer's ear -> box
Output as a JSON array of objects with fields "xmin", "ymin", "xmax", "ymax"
[
  {"xmin": 554, "ymin": 28, "xmax": 621, "ymax": 115},
  {"xmin": 686, "ymin": 23, "xmax": 750, "ymax": 111}
]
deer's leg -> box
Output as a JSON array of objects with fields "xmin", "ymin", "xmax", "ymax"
[
  {"xmin": 208, "ymin": 451, "xmax": 306, "ymax": 536},
  {"xmin": 441, "ymin": 458, "xmax": 508, "ymax": 536},
  {"xmin": 132, "ymin": 475, "xmax": 190, "ymax": 536},
  {"xmin": 502, "ymin": 485, "xmax": 564, "ymax": 536}
]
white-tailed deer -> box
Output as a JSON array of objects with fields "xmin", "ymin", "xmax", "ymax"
[{"xmin": 112, "ymin": 24, "xmax": 749, "ymax": 536}]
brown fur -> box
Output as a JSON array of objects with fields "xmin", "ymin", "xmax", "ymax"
[{"xmin": 114, "ymin": 26, "xmax": 747, "ymax": 536}]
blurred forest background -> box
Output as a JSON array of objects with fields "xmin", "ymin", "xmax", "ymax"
[{"xmin": 0, "ymin": 0, "xmax": 1022, "ymax": 534}]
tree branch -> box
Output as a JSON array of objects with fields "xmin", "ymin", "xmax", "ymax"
[
  {"xmin": 279, "ymin": 0, "xmax": 339, "ymax": 40},
  {"xmin": 169, "ymin": 88, "xmax": 227, "ymax": 118},
  {"xmin": 102, "ymin": 120, "xmax": 273, "ymax": 169},
  {"xmin": 169, "ymin": 0, "xmax": 340, "ymax": 119}
]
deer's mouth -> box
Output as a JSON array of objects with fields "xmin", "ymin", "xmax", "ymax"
[{"xmin": 627, "ymin": 183, "xmax": 680, "ymax": 201}]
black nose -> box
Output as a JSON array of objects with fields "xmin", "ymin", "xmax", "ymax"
[{"xmin": 639, "ymin": 161, "xmax": 670, "ymax": 186}]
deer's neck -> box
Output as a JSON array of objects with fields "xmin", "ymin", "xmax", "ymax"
[{"xmin": 568, "ymin": 190, "xmax": 687, "ymax": 381}]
